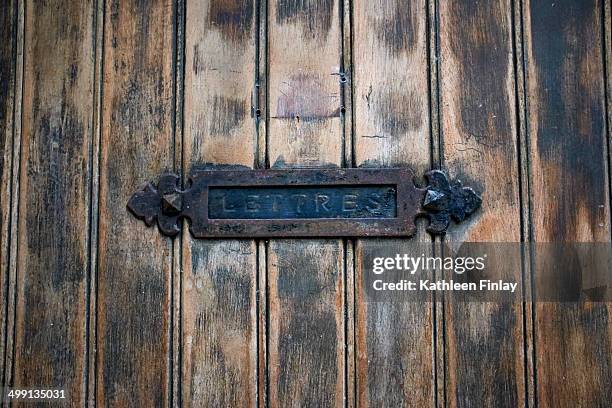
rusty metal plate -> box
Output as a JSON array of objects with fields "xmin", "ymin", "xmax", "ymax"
[{"xmin": 127, "ymin": 168, "xmax": 481, "ymax": 238}]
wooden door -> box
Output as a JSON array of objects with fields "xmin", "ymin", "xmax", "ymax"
[{"xmin": 1, "ymin": 0, "xmax": 610, "ymax": 407}]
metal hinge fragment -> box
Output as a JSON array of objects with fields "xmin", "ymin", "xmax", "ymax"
[{"xmin": 127, "ymin": 168, "xmax": 482, "ymax": 238}]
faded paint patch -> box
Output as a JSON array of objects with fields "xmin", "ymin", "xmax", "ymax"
[{"xmin": 275, "ymin": 73, "xmax": 340, "ymax": 120}]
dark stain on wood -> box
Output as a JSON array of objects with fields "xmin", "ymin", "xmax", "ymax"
[
  {"xmin": 536, "ymin": 305, "xmax": 611, "ymax": 405},
  {"xmin": 275, "ymin": 0, "xmax": 334, "ymax": 38},
  {"xmin": 97, "ymin": 0, "xmax": 174, "ymax": 405},
  {"xmin": 190, "ymin": 244, "xmax": 252, "ymax": 327},
  {"xmin": 449, "ymin": 0, "xmax": 511, "ymax": 145},
  {"xmin": 362, "ymin": 301, "xmax": 433, "ymax": 406},
  {"xmin": 208, "ymin": 0, "xmax": 254, "ymax": 43},
  {"xmin": 101, "ymin": 268, "xmax": 167, "ymax": 399},
  {"xmin": 438, "ymin": 0, "xmax": 525, "ymax": 406},
  {"xmin": 374, "ymin": 1, "xmax": 419, "ymax": 55},
  {"xmin": 0, "ymin": 1, "xmax": 15, "ymax": 189},
  {"xmin": 270, "ymin": 241, "xmax": 342, "ymax": 407},
  {"xmin": 114, "ymin": 78, "xmax": 168, "ymax": 133},
  {"xmin": 529, "ymin": 0, "xmax": 606, "ymax": 239},
  {"xmin": 526, "ymin": 0, "xmax": 611, "ymax": 406},
  {"xmin": 449, "ymin": 303, "xmax": 520, "ymax": 407},
  {"xmin": 27, "ymin": 109, "xmax": 86, "ymax": 289},
  {"xmin": 278, "ymin": 309, "xmax": 337, "ymax": 405},
  {"xmin": 12, "ymin": 0, "xmax": 94, "ymax": 404},
  {"xmin": 0, "ymin": 1, "xmax": 17, "ymax": 389},
  {"xmin": 208, "ymin": 95, "xmax": 248, "ymax": 135},
  {"xmin": 377, "ymin": 89, "xmax": 423, "ymax": 134}
]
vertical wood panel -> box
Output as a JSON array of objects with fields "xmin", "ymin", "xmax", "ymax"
[
  {"xmin": 523, "ymin": 0, "xmax": 612, "ymax": 406},
  {"xmin": 267, "ymin": 241, "xmax": 344, "ymax": 407},
  {"xmin": 97, "ymin": 0, "xmax": 175, "ymax": 405},
  {"xmin": 0, "ymin": 0, "xmax": 18, "ymax": 389},
  {"xmin": 267, "ymin": 0, "xmax": 343, "ymax": 168},
  {"xmin": 266, "ymin": 0, "xmax": 345, "ymax": 406},
  {"xmin": 437, "ymin": 0, "xmax": 525, "ymax": 406},
  {"xmin": 352, "ymin": 0, "xmax": 434, "ymax": 406},
  {"xmin": 11, "ymin": 0, "xmax": 96, "ymax": 404},
  {"xmin": 182, "ymin": 1, "xmax": 258, "ymax": 405}
]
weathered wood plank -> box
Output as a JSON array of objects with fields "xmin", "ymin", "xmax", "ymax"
[
  {"xmin": 523, "ymin": 0, "xmax": 612, "ymax": 406},
  {"xmin": 267, "ymin": 240, "xmax": 344, "ymax": 407},
  {"xmin": 352, "ymin": 0, "xmax": 434, "ymax": 406},
  {"xmin": 182, "ymin": 1, "xmax": 259, "ymax": 405},
  {"xmin": 352, "ymin": 0, "xmax": 430, "ymax": 167},
  {"xmin": 182, "ymin": 240, "xmax": 257, "ymax": 406},
  {"xmin": 266, "ymin": 0, "xmax": 345, "ymax": 406},
  {"xmin": 97, "ymin": 0, "xmax": 175, "ymax": 405},
  {"xmin": 437, "ymin": 0, "xmax": 525, "ymax": 406},
  {"xmin": 184, "ymin": 0, "xmax": 257, "ymax": 168},
  {"xmin": 11, "ymin": 0, "xmax": 96, "ymax": 405},
  {"xmin": 267, "ymin": 0, "xmax": 343, "ymax": 168},
  {"xmin": 0, "ymin": 0, "xmax": 18, "ymax": 389}
]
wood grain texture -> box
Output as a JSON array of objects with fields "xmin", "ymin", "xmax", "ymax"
[
  {"xmin": 352, "ymin": 0, "xmax": 430, "ymax": 167},
  {"xmin": 182, "ymin": 0, "xmax": 258, "ymax": 405},
  {"xmin": 11, "ymin": 0, "xmax": 95, "ymax": 405},
  {"xmin": 3, "ymin": 1, "xmax": 612, "ymax": 406},
  {"xmin": 513, "ymin": 0, "xmax": 536, "ymax": 404},
  {"xmin": 523, "ymin": 0, "xmax": 612, "ymax": 406},
  {"xmin": 87, "ymin": 0, "xmax": 105, "ymax": 404},
  {"xmin": 267, "ymin": 0, "xmax": 343, "ymax": 168},
  {"xmin": 266, "ymin": 1, "xmax": 345, "ymax": 406},
  {"xmin": 184, "ymin": 0, "xmax": 257, "ymax": 168},
  {"xmin": 267, "ymin": 240, "xmax": 344, "ymax": 408},
  {"xmin": 182, "ymin": 241, "xmax": 257, "ymax": 407},
  {"xmin": 437, "ymin": 0, "xmax": 525, "ymax": 406},
  {"xmin": 352, "ymin": 0, "xmax": 434, "ymax": 406},
  {"xmin": 97, "ymin": 0, "xmax": 175, "ymax": 405},
  {"xmin": 0, "ymin": 0, "xmax": 18, "ymax": 389}
]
